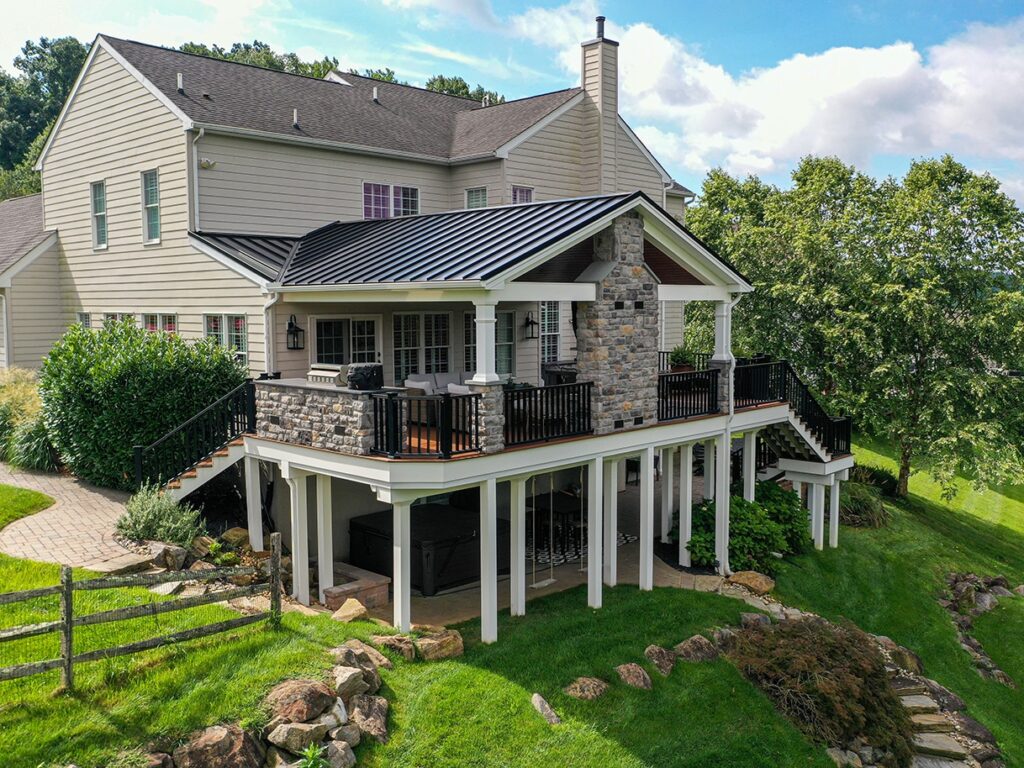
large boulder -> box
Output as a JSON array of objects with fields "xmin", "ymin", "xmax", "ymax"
[
  {"xmin": 564, "ymin": 676, "xmax": 609, "ymax": 700},
  {"xmin": 324, "ymin": 740, "xmax": 357, "ymax": 768},
  {"xmin": 615, "ymin": 663, "xmax": 652, "ymax": 690},
  {"xmin": 331, "ymin": 599, "xmax": 368, "ymax": 623},
  {"xmin": 349, "ymin": 693, "xmax": 390, "ymax": 743},
  {"xmin": 332, "ymin": 666, "xmax": 370, "ymax": 702},
  {"xmin": 372, "ymin": 634, "xmax": 416, "ymax": 661},
  {"xmin": 311, "ymin": 699, "xmax": 348, "ymax": 730},
  {"xmin": 644, "ymin": 645, "xmax": 676, "ymax": 676},
  {"xmin": 222, "ymin": 527, "xmax": 251, "ymax": 549},
  {"xmin": 414, "ymin": 629, "xmax": 464, "ymax": 661},
  {"xmin": 974, "ymin": 592, "xmax": 999, "ymax": 615},
  {"xmin": 331, "ymin": 646, "xmax": 381, "ymax": 693},
  {"xmin": 343, "ymin": 638, "xmax": 393, "ymax": 670},
  {"xmin": 149, "ymin": 542, "xmax": 187, "ymax": 571},
  {"xmin": 264, "ymin": 679, "xmax": 335, "ymax": 723},
  {"xmin": 674, "ymin": 634, "xmax": 719, "ymax": 662},
  {"xmin": 263, "ymin": 746, "xmax": 296, "ymax": 768},
  {"xmin": 266, "ymin": 722, "xmax": 328, "ymax": 755},
  {"xmin": 172, "ymin": 725, "xmax": 264, "ymax": 768},
  {"xmin": 951, "ymin": 712, "xmax": 996, "ymax": 745},
  {"xmin": 328, "ymin": 724, "xmax": 362, "ymax": 747},
  {"xmin": 727, "ymin": 571, "xmax": 776, "ymax": 595}
]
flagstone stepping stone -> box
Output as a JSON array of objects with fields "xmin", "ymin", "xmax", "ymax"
[
  {"xmin": 901, "ymin": 694, "xmax": 940, "ymax": 714},
  {"xmin": 891, "ymin": 674, "xmax": 927, "ymax": 696},
  {"xmin": 911, "ymin": 757, "xmax": 968, "ymax": 768},
  {"xmin": 913, "ymin": 734, "xmax": 969, "ymax": 760},
  {"xmin": 912, "ymin": 713, "xmax": 953, "ymax": 733}
]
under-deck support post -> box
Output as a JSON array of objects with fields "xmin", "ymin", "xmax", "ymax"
[
  {"xmin": 480, "ymin": 477, "xmax": 498, "ymax": 643},
  {"xmin": 392, "ymin": 499, "xmax": 412, "ymax": 632},
  {"xmin": 714, "ymin": 431, "xmax": 731, "ymax": 575},
  {"xmin": 810, "ymin": 483, "xmax": 825, "ymax": 550},
  {"xmin": 244, "ymin": 455, "xmax": 264, "ymax": 551},
  {"xmin": 829, "ymin": 479, "xmax": 841, "ymax": 548},
  {"xmin": 587, "ymin": 457, "xmax": 603, "ymax": 609},
  {"xmin": 704, "ymin": 438, "xmax": 716, "ymax": 501},
  {"xmin": 602, "ymin": 458, "xmax": 618, "ymax": 587},
  {"xmin": 678, "ymin": 442, "xmax": 693, "ymax": 567},
  {"xmin": 639, "ymin": 445, "xmax": 656, "ymax": 590},
  {"xmin": 660, "ymin": 446, "xmax": 675, "ymax": 544},
  {"xmin": 509, "ymin": 477, "xmax": 526, "ymax": 616},
  {"xmin": 316, "ymin": 475, "xmax": 333, "ymax": 604},
  {"xmin": 283, "ymin": 466, "xmax": 310, "ymax": 605},
  {"xmin": 742, "ymin": 430, "xmax": 758, "ymax": 502}
]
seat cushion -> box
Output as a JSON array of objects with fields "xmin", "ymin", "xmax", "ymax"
[
  {"xmin": 433, "ymin": 371, "xmax": 462, "ymax": 390},
  {"xmin": 405, "ymin": 378, "xmax": 434, "ymax": 395},
  {"xmin": 447, "ymin": 383, "xmax": 471, "ymax": 395}
]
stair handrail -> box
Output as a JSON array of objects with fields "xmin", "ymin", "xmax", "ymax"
[{"xmin": 777, "ymin": 361, "xmax": 850, "ymax": 457}]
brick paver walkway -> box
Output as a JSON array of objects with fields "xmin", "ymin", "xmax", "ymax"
[{"xmin": 0, "ymin": 464, "xmax": 150, "ymax": 572}]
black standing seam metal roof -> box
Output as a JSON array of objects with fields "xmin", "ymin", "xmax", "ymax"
[{"xmin": 190, "ymin": 231, "xmax": 297, "ymax": 279}]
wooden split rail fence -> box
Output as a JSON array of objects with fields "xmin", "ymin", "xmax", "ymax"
[{"xmin": 0, "ymin": 533, "xmax": 282, "ymax": 691}]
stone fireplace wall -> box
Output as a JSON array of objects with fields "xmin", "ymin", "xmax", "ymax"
[{"xmin": 575, "ymin": 212, "xmax": 660, "ymax": 434}]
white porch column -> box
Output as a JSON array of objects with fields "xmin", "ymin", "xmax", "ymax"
[
  {"xmin": 392, "ymin": 500, "xmax": 412, "ymax": 632},
  {"xmin": 316, "ymin": 475, "xmax": 333, "ymax": 604},
  {"xmin": 602, "ymin": 458, "xmax": 618, "ymax": 587},
  {"xmin": 509, "ymin": 477, "xmax": 526, "ymax": 616},
  {"xmin": 244, "ymin": 456, "xmax": 264, "ymax": 551},
  {"xmin": 714, "ymin": 431, "xmax": 731, "ymax": 575},
  {"xmin": 283, "ymin": 466, "xmax": 310, "ymax": 605},
  {"xmin": 678, "ymin": 442, "xmax": 693, "ymax": 567},
  {"xmin": 742, "ymin": 430, "xmax": 758, "ymax": 502},
  {"xmin": 480, "ymin": 477, "xmax": 498, "ymax": 643},
  {"xmin": 639, "ymin": 445, "xmax": 655, "ymax": 591},
  {"xmin": 829, "ymin": 479, "xmax": 841, "ymax": 549},
  {"xmin": 712, "ymin": 300, "xmax": 732, "ymax": 362},
  {"xmin": 810, "ymin": 483, "xmax": 825, "ymax": 551},
  {"xmin": 704, "ymin": 438, "xmax": 716, "ymax": 501},
  {"xmin": 470, "ymin": 301, "xmax": 499, "ymax": 384},
  {"xmin": 660, "ymin": 446, "xmax": 675, "ymax": 544},
  {"xmin": 587, "ymin": 457, "xmax": 603, "ymax": 608},
  {"xmin": 792, "ymin": 480, "xmax": 803, "ymax": 503}
]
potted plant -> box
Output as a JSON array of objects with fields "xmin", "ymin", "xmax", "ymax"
[{"xmin": 668, "ymin": 346, "xmax": 695, "ymax": 373}]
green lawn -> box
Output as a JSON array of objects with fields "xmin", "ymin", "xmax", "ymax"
[
  {"xmin": 775, "ymin": 437, "xmax": 1024, "ymax": 767},
  {"xmin": 0, "ymin": 483, "xmax": 53, "ymax": 531}
]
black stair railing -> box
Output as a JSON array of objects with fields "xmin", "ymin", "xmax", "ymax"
[{"xmin": 133, "ymin": 380, "xmax": 256, "ymax": 487}]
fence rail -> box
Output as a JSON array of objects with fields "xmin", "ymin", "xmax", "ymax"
[
  {"xmin": 0, "ymin": 533, "xmax": 281, "ymax": 690},
  {"xmin": 657, "ymin": 369, "xmax": 720, "ymax": 422},
  {"xmin": 503, "ymin": 381, "xmax": 594, "ymax": 447},
  {"xmin": 371, "ymin": 392, "xmax": 481, "ymax": 458}
]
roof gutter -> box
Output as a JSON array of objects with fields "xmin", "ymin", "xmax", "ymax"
[{"xmin": 263, "ymin": 291, "xmax": 280, "ymax": 374}]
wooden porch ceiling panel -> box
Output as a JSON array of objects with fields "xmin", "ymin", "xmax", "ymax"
[{"xmin": 643, "ymin": 239, "xmax": 705, "ymax": 286}]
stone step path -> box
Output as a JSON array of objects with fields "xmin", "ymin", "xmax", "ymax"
[
  {"xmin": 911, "ymin": 757, "xmax": 968, "ymax": 768},
  {"xmin": 912, "ymin": 733, "xmax": 969, "ymax": 760},
  {"xmin": 911, "ymin": 713, "xmax": 952, "ymax": 733},
  {"xmin": 901, "ymin": 694, "xmax": 940, "ymax": 714}
]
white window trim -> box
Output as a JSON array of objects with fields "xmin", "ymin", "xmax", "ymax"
[
  {"xmin": 103, "ymin": 312, "xmax": 137, "ymax": 325},
  {"xmin": 140, "ymin": 169, "xmax": 161, "ymax": 244},
  {"xmin": 465, "ymin": 186, "xmax": 488, "ymax": 209},
  {"xmin": 511, "ymin": 185, "xmax": 534, "ymax": 205},
  {"xmin": 142, "ymin": 312, "xmax": 177, "ymax": 332},
  {"xmin": 393, "ymin": 311, "xmax": 453, "ymax": 381},
  {"xmin": 76, "ymin": 311, "xmax": 91, "ymax": 328},
  {"xmin": 361, "ymin": 180, "xmax": 420, "ymax": 220},
  {"xmin": 204, "ymin": 312, "xmax": 250, "ymax": 363},
  {"xmin": 539, "ymin": 301, "xmax": 560, "ymax": 366},
  {"xmin": 90, "ymin": 180, "xmax": 107, "ymax": 251},
  {"xmin": 309, "ymin": 313, "xmax": 383, "ymax": 370}
]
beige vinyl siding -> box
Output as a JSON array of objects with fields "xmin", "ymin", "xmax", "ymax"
[
  {"xmin": 665, "ymin": 193, "xmax": 688, "ymax": 223},
  {"xmin": 8, "ymin": 243, "xmax": 65, "ymax": 367},
  {"xmin": 197, "ymin": 133, "xmax": 455, "ymax": 233},
  {"xmin": 660, "ymin": 301, "xmax": 686, "ymax": 352},
  {"xmin": 41, "ymin": 46, "xmax": 268, "ymax": 372},
  {"xmin": 614, "ymin": 122, "xmax": 664, "ymax": 199},
  {"xmin": 504, "ymin": 102, "xmax": 584, "ymax": 201},
  {"xmin": 450, "ymin": 160, "xmax": 504, "ymax": 209}
]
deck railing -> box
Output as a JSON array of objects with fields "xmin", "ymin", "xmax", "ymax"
[
  {"xmin": 371, "ymin": 392, "xmax": 481, "ymax": 459},
  {"xmin": 503, "ymin": 381, "xmax": 594, "ymax": 447},
  {"xmin": 657, "ymin": 369, "xmax": 720, "ymax": 421},
  {"xmin": 658, "ymin": 351, "xmax": 712, "ymax": 372}
]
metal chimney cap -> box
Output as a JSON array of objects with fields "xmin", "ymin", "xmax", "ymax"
[{"xmin": 596, "ymin": 16, "xmax": 606, "ymax": 38}]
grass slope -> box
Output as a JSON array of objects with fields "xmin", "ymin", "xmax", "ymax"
[{"xmin": 775, "ymin": 438, "xmax": 1024, "ymax": 767}]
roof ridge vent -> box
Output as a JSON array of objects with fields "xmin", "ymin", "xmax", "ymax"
[{"xmin": 176, "ymin": 72, "xmax": 184, "ymax": 94}]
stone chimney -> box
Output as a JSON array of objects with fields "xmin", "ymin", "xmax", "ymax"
[{"xmin": 581, "ymin": 15, "xmax": 618, "ymax": 194}]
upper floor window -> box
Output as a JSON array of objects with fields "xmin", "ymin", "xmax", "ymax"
[
  {"xmin": 143, "ymin": 313, "xmax": 177, "ymax": 333},
  {"xmin": 141, "ymin": 170, "xmax": 160, "ymax": 243},
  {"xmin": 205, "ymin": 314, "xmax": 248, "ymax": 363},
  {"xmin": 363, "ymin": 182, "xmax": 419, "ymax": 219},
  {"xmin": 91, "ymin": 181, "xmax": 107, "ymax": 249},
  {"xmin": 540, "ymin": 301, "xmax": 560, "ymax": 364},
  {"xmin": 465, "ymin": 187, "xmax": 488, "ymax": 209},
  {"xmin": 511, "ymin": 186, "xmax": 533, "ymax": 205}
]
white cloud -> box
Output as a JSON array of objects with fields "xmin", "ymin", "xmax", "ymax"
[{"xmin": 377, "ymin": 0, "xmax": 497, "ymax": 30}]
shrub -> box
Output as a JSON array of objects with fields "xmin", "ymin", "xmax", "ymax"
[
  {"xmin": 686, "ymin": 496, "xmax": 787, "ymax": 575},
  {"xmin": 849, "ymin": 464, "xmax": 899, "ymax": 497},
  {"xmin": 0, "ymin": 367, "xmax": 42, "ymax": 420},
  {"xmin": 839, "ymin": 481, "xmax": 890, "ymax": 528},
  {"xmin": 0, "ymin": 401, "xmax": 14, "ymax": 446},
  {"xmin": 6, "ymin": 411, "xmax": 58, "ymax": 472},
  {"xmin": 39, "ymin": 319, "xmax": 247, "ymax": 490},
  {"xmin": 755, "ymin": 480, "xmax": 812, "ymax": 555},
  {"xmin": 117, "ymin": 484, "xmax": 207, "ymax": 547},
  {"xmin": 728, "ymin": 619, "xmax": 914, "ymax": 767}
]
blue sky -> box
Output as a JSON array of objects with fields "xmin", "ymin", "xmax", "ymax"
[{"xmin": 4, "ymin": 0, "xmax": 1024, "ymax": 200}]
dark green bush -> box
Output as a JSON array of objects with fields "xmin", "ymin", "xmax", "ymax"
[
  {"xmin": 849, "ymin": 464, "xmax": 898, "ymax": 497},
  {"xmin": 755, "ymin": 480, "xmax": 811, "ymax": 555},
  {"xmin": 6, "ymin": 411, "xmax": 58, "ymax": 472},
  {"xmin": 686, "ymin": 496, "xmax": 787, "ymax": 575},
  {"xmin": 728, "ymin": 618, "xmax": 913, "ymax": 767},
  {"xmin": 39, "ymin": 319, "xmax": 246, "ymax": 490},
  {"xmin": 839, "ymin": 481, "xmax": 890, "ymax": 528},
  {"xmin": 117, "ymin": 484, "xmax": 206, "ymax": 547}
]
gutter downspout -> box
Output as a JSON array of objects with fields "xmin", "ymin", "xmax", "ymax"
[
  {"xmin": 191, "ymin": 128, "xmax": 205, "ymax": 232},
  {"xmin": 263, "ymin": 291, "xmax": 280, "ymax": 375}
]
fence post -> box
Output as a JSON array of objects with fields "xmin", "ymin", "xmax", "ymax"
[
  {"xmin": 133, "ymin": 446, "xmax": 144, "ymax": 488},
  {"xmin": 246, "ymin": 379, "xmax": 257, "ymax": 433},
  {"xmin": 59, "ymin": 565, "xmax": 73, "ymax": 691},
  {"xmin": 269, "ymin": 532, "xmax": 282, "ymax": 628}
]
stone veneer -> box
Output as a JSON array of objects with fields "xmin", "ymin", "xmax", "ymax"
[
  {"xmin": 575, "ymin": 212, "xmax": 660, "ymax": 434},
  {"xmin": 256, "ymin": 381, "xmax": 376, "ymax": 455},
  {"xmin": 468, "ymin": 382, "xmax": 505, "ymax": 454},
  {"xmin": 708, "ymin": 359, "xmax": 732, "ymax": 414}
]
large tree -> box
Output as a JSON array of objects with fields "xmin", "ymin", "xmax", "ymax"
[
  {"xmin": 180, "ymin": 40, "xmax": 338, "ymax": 80},
  {"xmin": 425, "ymin": 74, "xmax": 504, "ymax": 104}
]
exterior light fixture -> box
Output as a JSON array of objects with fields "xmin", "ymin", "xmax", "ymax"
[
  {"xmin": 286, "ymin": 314, "xmax": 305, "ymax": 350},
  {"xmin": 524, "ymin": 311, "xmax": 539, "ymax": 340}
]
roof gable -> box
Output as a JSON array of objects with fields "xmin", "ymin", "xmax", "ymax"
[{"xmin": 0, "ymin": 195, "xmax": 54, "ymax": 275}]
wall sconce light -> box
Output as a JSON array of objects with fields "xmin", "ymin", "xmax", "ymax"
[
  {"xmin": 524, "ymin": 311, "xmax": 539, "ymax": 340},
  {"xmin": 286, "ymin": 314, "xmax": 305, "ymax": 350}
]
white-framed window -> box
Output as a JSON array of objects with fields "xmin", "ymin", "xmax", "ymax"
[
  {"xmin": 423, "ymin": 313, "xmax": 450, "ymax": 375},
  {"xmin": 363, "ymin": 182, "xmax": 419, "ymax": 219},
  {"xmin": 76, "ymin": 312, "xmax": 91, "ymax": 328},
  {"xmin": 103, "ymin": 312, "xmax": 136, "ymax": 324},
  {"xmin": 511, "ymin": 186, "xmax": 533, "ymax": 205},
  {"xmin": 143, "ymin": 313, "xmax": 177, "ymax": 333},
  {"xmin": 205, "ymin": 314, "xmax": 248, "ymax": 363},
  {"xmin": 464, "ymin": 310, "xmax": 515, "ymax": 376},
  {"xmin": 141, "ymin": 170, "xmax": 160, "ymax": 243},
  {"xmin": 311, "ymin": 315, "xmax": 380, "ymax": 368},
  {"xmin": 393, "ymin": 313, "xmax": 420, "ymax": 383},
  {"xmin": 465, "ymin": 187, "xmax": 488, "ymax": 209},
  {"xmin": 91, "ymin": 181, "xmax": 107, "ymax": 249},
  {"xmin": 540, "ymin": 301, "xmax": 560, "ymax": 364}
]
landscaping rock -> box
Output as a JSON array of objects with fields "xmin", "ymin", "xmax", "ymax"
[
  {"xmin": 324, "ymin": 740, "xmax": 357, "ymax": 768},
  {"xmin": 372, "ymin": 634, "xmax": 415, "ymax": 661},
  {"xmin": 332, "ymin": 666, "xmax": 370, "ymax": 702},
  {"xmin": 189, "ymin": 560, "xmax": 216, "ymax": 572},
  {"xmin": 343, "ymin": 638, "xmax": 393, "ymax": 670},
  {"xmin": 711, "ymin": 627, "xmax": 736, "ymax": 649},
  {"xmin": 149, "ymin": 542, "xmax": 187, "ymax": 571},
  {"xmin": 191, "ymin": 535, "xmax": 215, "ymax": 558},
  {"xmin": 826, "ymin": 747, "xmax": 863, "ymax": 767},
  {"xmin": 414, "ymin": 628, "xmax": 464, "ymax": 661},
  {"xmin": 615, "ymin": 662, "xmax": 652, "ymax": 689},
  {"xmin": 912, "ymin": 713, "xmax": 953, "ymax": 733},
  {"xmin": 264, "ymin": 679, "xmax": 334, "ymax": 723},
  {"xmin": 349, "ymin": 693, "xmax": 390, "ymax": 743},
  {"xmin": 222, "ymin": 527, "xmax": 250, "ymax": 549},
  {"xmin": 145, "ymin": 753, "xmax": 173, "ymax": 768},
  {"xmin": 727, "ymin": 570, "xmax": 776, "ymax": 595},
  {"xmin": 913, "ymin": 733, "xmax": 969, "ymax": 760},
  {"xmin": 644, "ymin": 644, "xmax": 676, "ymax": 676},
  {"xmin": 922, "ymin": 679, "xmax": 966, "ymax": 711},
  {"xmin": 951, "ymin": 712, "xmax": 996, "ymax": 745},
  {"xmin": 172, "ymin": 724, "xmax": 264, "ymax": 768},
  {"xmin": 901, "ymin": 694, "xmax": 940, "ymax": 714},
  {"xmin": 328, "ymin": 724, "xmax": 361, "ymax": 747},
  {"xmin": 875, "ymin": 636, "xmax": 923, "ymax": 673},
  {"xmin": 531, "ymin": 693, "xmax": 561, "ymax": 724},
  {"xmin": 148, "ymin": 580, "xmax": 184, "ymax": 596},
  {"xmin": 331, "ymin": 645, "xmax": 381, "ymax": 692},
  {"xmin": 312, "ymin": 699, "xmax": 348, "ymax": 730},
  {"xmin": 973, "ymin": 592, "xmax": 999, "ymax": 614},
  {"xmin": 674, "ymin": 634, "xmax": 719, "ymax": 662},
  {"xmin": 331, "ymin": 598, "xmax": 368, "ymax": 623},
  {"xmin": 564, "ymin": 676, "xmax": 609, "ymax": 700},
  {"xmin": 263, "ymin": 746, "xmax": 296, "ymax": 768},
  {"xmin": 1014, "ymin": 585, "xmax": 1024, "ymax": 597},
  {"xmin": 989, "ymin": 585, "xmax": 1014, "ymax": 598},
  {"xmin": 266, "ymin": 722, "xmax": 329, "ymax": 755},
  {"xmin": 740, "ymin": 612, "xmax": 771, "ymax": 629}
]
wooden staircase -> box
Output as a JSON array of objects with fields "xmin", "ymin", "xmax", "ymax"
[{"xmin": 165, "ymin": 438, "xmax": 247, "ymax": 501}]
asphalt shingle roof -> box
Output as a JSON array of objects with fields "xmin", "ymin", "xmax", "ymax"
[
  {"xmin": 102, "ymin": 36, "xmax": 581, "ymax": 161},
  {"xmin": 0, "ymin": 194, "xmax": 51, "ymax": 274}
]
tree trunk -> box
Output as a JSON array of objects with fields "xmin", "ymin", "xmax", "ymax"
[{"xmin": 896, "ymin": 443, "xmax": 912, "ymax": 498}]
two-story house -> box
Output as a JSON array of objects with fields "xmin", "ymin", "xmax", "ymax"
[{"xmin": 2, "ymin": 17, "xmax": 851, "ymax": 642}]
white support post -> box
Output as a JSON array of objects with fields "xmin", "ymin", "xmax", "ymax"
[
  {"xmin": 470, "ymin": 301, "xmax": 500, "ymax": 384},
  {"xmin": 678, "ymin": 442, "xmax": 693, "ymax": 567},
  {"xmin": 829, "ymin": 479, "xmax": 841, "ymax": 549},
  {"xmin": 810, "ymin": 483, "xmax": 825, "ymax": 551},
  {"xmin": 792, "ymin": 480, "xmax": 803, "ymax": 503},
  {"xmin": 587, "ymin": 457, "xmax": 603, "ymax": 609},
  {"xmin": 660, "ymin": 446, "xmax": 675, "ymax": 544},
  {"xmin": 480, "ymin": 477, "xmax": 498, "ymax": 643},
  {"xmin": 284, "ymin": 467, "xmax": 310, "ymax": 605},
  {"xmin": 509, "ymin": 477, "xmax": 526, "ymax": 616},
  {"xmin": 714, "ymin": 431, "xmax": 731, "ymax": 575},
  {"xmin": 602, "ymin": 458, "xmax": 618, "ymax": 587},
  {"xmin": 316, "ymin": 475, "xmax": 333, "ymax": 604},
  {"xmin": 742, "ymin": 430, "xmax": 757, "ymax": 502},
  {"xmin": 704, "ymin": 438, "xmax": 716, "ymax": 501},
  {"xmin": 244, "ymin": 456, "xmax": 264, "ymax": 551},
  {"xmin": 712, "ymin": 300, "xmax": 732, "ymax": 362},
  {"xmin": 392, "ymin": 500, "xmax": 411, "ymax": 632},
  {"xmin": 639, "ymin": 446, "xmax": 655, "ymax": 591}
]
